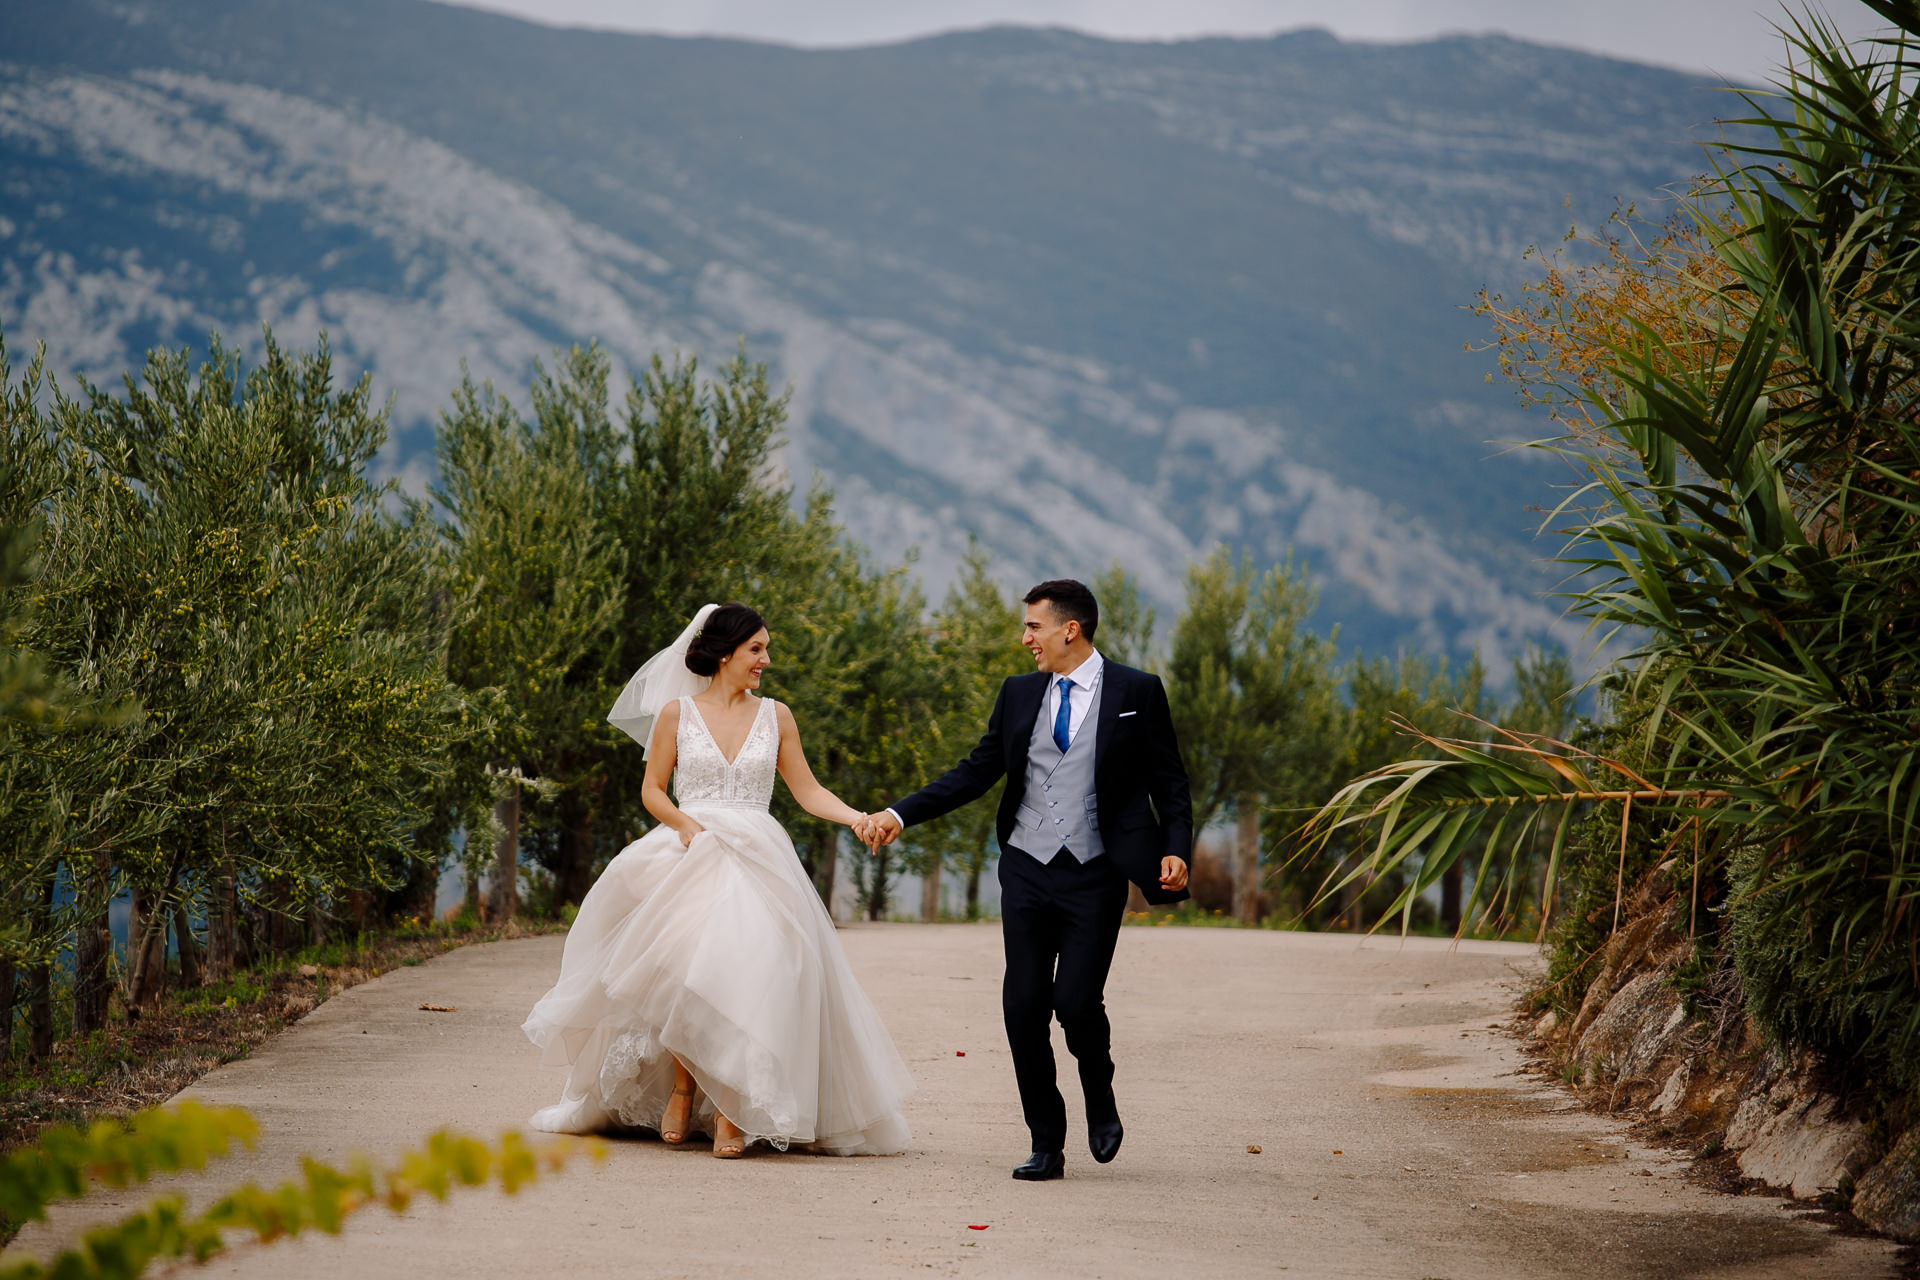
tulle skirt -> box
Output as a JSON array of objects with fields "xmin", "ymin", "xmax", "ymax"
[{"xmin": 520, "ymin": 804, "xmax": 913, "ymax": 1155}]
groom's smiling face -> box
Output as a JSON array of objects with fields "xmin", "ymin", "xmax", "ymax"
[{"xmin": 1022, "ymin": 603, "xmax": 1080, "ymax": 673}]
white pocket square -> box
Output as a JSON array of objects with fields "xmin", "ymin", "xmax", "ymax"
[{"xmin": 1117, "ymin": 711, "xmax": 1138, "ymax": 718}]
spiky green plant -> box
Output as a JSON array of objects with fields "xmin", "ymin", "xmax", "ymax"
[{"xmin": 1303, "ymin": 2, "xmax": 1920, "ymax": 1094}]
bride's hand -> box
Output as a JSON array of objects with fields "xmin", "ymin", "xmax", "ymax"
[{"xmin": 677, "ymin": 821, "xmax": 706, "ymax": 847}]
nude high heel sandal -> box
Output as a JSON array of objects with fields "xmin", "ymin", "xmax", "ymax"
[
  {"xmin": 712, "ymin": 1112, "xmax": 746, "ymax": 1159},
  {"xmin": 661, "ymin": 1084, "xmax": 696, "ymax": 1145}
]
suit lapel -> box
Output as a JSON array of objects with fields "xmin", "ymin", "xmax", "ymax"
[
  {"xmin": 1092, "ymin": 663, "xmax": 1123, "ymax": 779},
  {"xmin": 1008, "ymin": 671, "xmax": 1046, "ymax": 776}
]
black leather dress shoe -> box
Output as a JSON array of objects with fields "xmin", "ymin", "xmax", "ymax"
[
  {"xmin": 1011, "ymin": 1151, "xmax": 1065, "ymax": 1181},
  {"xmin": 1088, "ymin": 1116, "xmax": 1123, "ymax": 1164}
]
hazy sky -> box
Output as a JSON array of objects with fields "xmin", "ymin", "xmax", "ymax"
[{"xmin": 433, "ymin": 1, "xmax": 1891, "ymax": 82}]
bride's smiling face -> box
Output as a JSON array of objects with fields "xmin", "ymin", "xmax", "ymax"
[{"xmin": 721, "ymin": 628, "xmax": 772, "ymax": 690}]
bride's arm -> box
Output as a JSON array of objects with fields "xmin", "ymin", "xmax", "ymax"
[
  {"xmin": 641, "ymin": 702, "xmax": 705, "ymax": 847},
  {"xmin": 773, "ymin": 702, "xmax": 867, "ymax": 827}
]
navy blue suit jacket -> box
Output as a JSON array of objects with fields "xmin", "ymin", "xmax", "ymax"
[{"xmin": 890, "ymin": 661, "xmax": 1194, "ymax": 905}]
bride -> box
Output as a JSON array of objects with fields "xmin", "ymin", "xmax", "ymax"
[{"xmin": 521, "ymin": 602, "xmax": 913, "ymax": 1157}]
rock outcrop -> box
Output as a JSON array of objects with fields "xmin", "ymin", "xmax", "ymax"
[
  {"xmin": 1528, "ymin": 860, "xmax": 1918, "ymax": 1241},
  {"xmin": 1721, "ymin": 1054, "xmax": 1877, "ymax": 1200},
  {"xmin": 1854, "ymin": 1128, "xmax": 1920, "ymax": 1243}
]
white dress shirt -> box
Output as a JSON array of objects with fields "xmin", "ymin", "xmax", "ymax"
[
  {"xmin": 1047, "ymin": 648, "xmax": 1104, "ymax": 748},
  {"xmin": 882, "ymin": 648, "xmax": 1105, "ymax": 830}
]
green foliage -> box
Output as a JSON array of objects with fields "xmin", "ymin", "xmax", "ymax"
[
  {"xmin": 435, "ymin": 353, "xmax": 624, "ymax": 765},
  {"xmin": 1505, "ymin": 644, "xmax": 1575, "ymax": 741},
  {"xmin": 0, "ymin": 461, "xmax": 84, "ymax": 733},
  {"xmin": 606, "ymin": 347, "xmax": 798, "ymax": 666},
  {"xmin": 432, "ymin": 344, "xmax": 626, "ymax": 906},
  {"xmin": 895, "ymin": 543, "xmax": 1024, "ymax": 918},
  {"xmin": 765, "ymin": 521, "xmax": 934, "ymax": 917},
  {"xmin": 1529, "ymin": 678, "xmax": 1682, "ymax": 1010},
  {"xmin": 1302, "ymin": 1, "xmax": 1920, "ymax": 1098},
  {"xmin": 444, "ymin": 343, "xmax": 935, "ymax": 916},
  {"xmin": 1165, "ymin": 547, "xmax": 1340, "ymax": 836},
  {"xmin": 0, "ymin": 1101, "xmax": 599, "ymax": 1280},
  {"xmin": 1, "ymin": 329, "xmax": 470, "ymax": 1002},
  {"xmin": 1576, "ymin": 5, "xmax": 1920, "ymax": 1095},
  {"xmin": 1102, "ymin": 548, "xmax": 1505, "ymax": 928},
  {"xmin": 1301, "ymin": 693, "xmax": 1582, "ymax": 938},
  {"xmin": 0, "ymin": 1101, "xmax": 257, "ymax": 1229},
  {"xmin": 1089, "ymin": 563, "xmax": 1156, "ymax": 669}
]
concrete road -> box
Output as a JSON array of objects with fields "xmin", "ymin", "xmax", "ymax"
[{"xmin": 8, "ymin": 925, "xmax": 1898, "ymax": 1278}]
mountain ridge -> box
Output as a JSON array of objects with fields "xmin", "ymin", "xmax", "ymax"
[{"xmin": 1, "ymin": 2, "xmax": 1742, "ymax": 672}]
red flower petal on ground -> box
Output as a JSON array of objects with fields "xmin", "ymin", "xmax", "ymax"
[
  {"xmin": 967, "ymin": 1224, "xmax": 989, "ymax": 1231},
  {"xmin": 956, "ymin": 1051, "xmax": 966, "ymax": 1056}
]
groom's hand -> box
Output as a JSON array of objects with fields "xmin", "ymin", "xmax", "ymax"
[
  {"xmin": 1159, "ymin": 856, "xmax": 1189, "ymax": 892},
  {"xmin": 864, "ymin": 810, "xmax": 903, "ymax": 850}
]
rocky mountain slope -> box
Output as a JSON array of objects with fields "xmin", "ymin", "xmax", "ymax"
[{"xmin": 0, "ymin": 1, "xmax": 1750, "ymax": 662}]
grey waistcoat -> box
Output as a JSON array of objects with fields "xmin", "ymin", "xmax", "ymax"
[{"xmin": 1010, "ymin": 673, "xmax": 1106, "ymax": 865}]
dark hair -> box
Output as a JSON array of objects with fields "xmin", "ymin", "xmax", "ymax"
[
  {"xmin": 1022, "ymin": 579, "xmax": 1098, "ymax": 640},
  {"xmin": 685, "ymin": 602, "xmax": 767, "ymax": 676}
]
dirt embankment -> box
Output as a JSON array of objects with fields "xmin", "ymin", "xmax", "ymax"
[{"xmin": 1522, "ymin": 863, "xmax": 1920, "ymax": 1244}]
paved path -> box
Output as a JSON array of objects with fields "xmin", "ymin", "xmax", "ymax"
[{"xmin": 9, "ymin": 925, "xmax": 1898, "ymax": 1278}]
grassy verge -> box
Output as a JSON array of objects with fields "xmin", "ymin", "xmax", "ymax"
[
  {"xmin": 1124, "ymin": 904, "xmax": 1279, "ymax": 928},
  {"xmin": 0, "ymin": 912, "xmax": 569, "ymax": 1161},
  {"xmin": 1122, "ymin": 902, "xmax": 1535, "ymax": 939}
]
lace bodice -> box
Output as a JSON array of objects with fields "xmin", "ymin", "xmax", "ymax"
[{"xmin": 674, "ymin": 695, "xmax": 779, "ymax": 810}]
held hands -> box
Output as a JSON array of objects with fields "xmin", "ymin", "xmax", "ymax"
[
  {"xmin": 849, "ymin": 811, "xmax": 1182, "ymax": 886},
  {"xmin": 851, "ymin": 810, "xmax": 903, "ymax": 853}
]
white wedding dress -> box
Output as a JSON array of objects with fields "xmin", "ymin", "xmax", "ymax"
[{"xmin": 521, "ymin": 695, "xmax": 913, "ymax": 1154}]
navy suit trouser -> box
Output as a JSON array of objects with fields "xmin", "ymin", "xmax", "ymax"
[{"xmin": 997, "ymin": 844, "xmax": 1130, "ymax": 1154}]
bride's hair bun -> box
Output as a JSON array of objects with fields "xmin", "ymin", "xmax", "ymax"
[{"xmin": 686, "ymin": 602, "xmax": 766, "ymax": 676}]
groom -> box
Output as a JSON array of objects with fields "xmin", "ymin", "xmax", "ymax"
[{"xmin": 859, "ymin": 579, "xmax": 1192, "ymax": 1181}]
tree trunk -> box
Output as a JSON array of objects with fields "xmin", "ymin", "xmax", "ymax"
[
  {"xmin": 309, "ymin": 899, "xmax": 328, "ymax": 948},
  {"xmin": 265, "ymin": 877, "xmax": 290, "ymax": 956},
  {"xmin": 236, "ymin": 892, "xmax": 263, "ymax": 969},
  {"xmin": 966, "ymin": 867, "xmax": 982, "ymax": 921},
  {"xmin": 810, "ymin": 827, "xmax": 838, "ymax": 915},
  {"xmin": 126, "ymin": 884, "xmax": 151, "ymax": 1005},
  {"xmin": 1233, "ymin": 798, "xmax": 1263, "ymax": 925},
  {"xmin": 27, "ymin": 960, "xmax": 52, "ymax": 1061},
  {"xmin": 0, "ymin": 959, "xmax": 15, "ymax": 1064},
  {"xmin": 127, "ymin": 884, "xmax": 171, "ymax": 1011},
  {"xmin": 1335, "ymin": 856, "xmax": 1363, "ymax": 931},
  {"xmin": 1441, "ymin": 861, "xmax": 1463, "ymax": 935},
  {"xmin": 72, "ymin": 852, "xmax": 113, "ymax": 1034},
  {"xmin": 488, "ymin": 783, "xmax": 520, "ymax": 922},
  {"xmin": 208, "ymin": 858, "xmax": 238, "ymax": 981},
  {"xmin": 400, "ymin": 836, "xmax": 440, "ymax": 924},
  {"xmin": 174, "ymin": 902, "xmax": 204, "ymax": 989},
  {"xmin": 920, "ymin": 858, "xmax": 942, "ymax": 922},
  {"xmin": 555, "ymin": 799, "xmax": 595, "ymax": 909},
  {"xmin": 866, "ymin": 848, "xmax": 889, "ymax": 922}
]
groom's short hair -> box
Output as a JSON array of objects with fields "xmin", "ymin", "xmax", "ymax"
[{"xmin": 1023, "ymin": 579, "xmax": 1098, "ymax": 640}]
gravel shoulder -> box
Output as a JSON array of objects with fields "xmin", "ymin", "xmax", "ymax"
[{"xmin": 5, "ymin": 924, "xmax": 1898, "ymax": 1278}]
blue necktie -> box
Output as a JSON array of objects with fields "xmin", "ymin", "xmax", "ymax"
[{"xmin": 1053, "ymin": 677, "xmax": 1073, "ymax": 754}]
